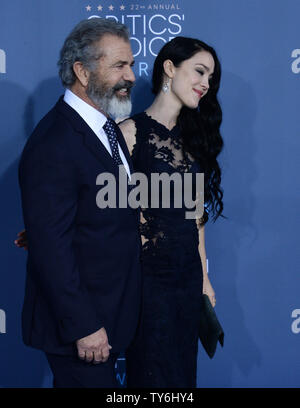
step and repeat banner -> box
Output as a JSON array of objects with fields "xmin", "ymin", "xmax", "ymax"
[{"xmin": 0, "ymin": 0, "xmax": 299, "ymax": 387}]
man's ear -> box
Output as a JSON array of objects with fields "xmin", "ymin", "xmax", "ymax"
[
  {"xmin": 73, "ymin": 61, "xmax": 90, "ymax": 87},
  {"xmin": 163, "ymin": 59, "xmax": 175, "ymax": 79}
]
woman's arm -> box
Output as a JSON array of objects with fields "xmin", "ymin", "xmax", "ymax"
[
  {"xmin": 196, "ymin": 219, "xmax": 216, "ymax": 307},
  {"xmin": 14, "ymin": 229, "xmax": 28, "ymax": 250}
]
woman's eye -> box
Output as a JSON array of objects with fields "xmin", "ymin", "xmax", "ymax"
[{"xmin": 197, "ymin": 70, "xmax": 204, "ymax": 76}]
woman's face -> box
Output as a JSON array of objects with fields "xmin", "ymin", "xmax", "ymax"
[{"xmin": 170, "ymin": 50, "xmax": 215, "ymax": 109}]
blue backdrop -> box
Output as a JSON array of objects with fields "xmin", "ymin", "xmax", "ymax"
[{"xmin": 0, "ymin": 0, "xmax": 299, "ymax": 388}]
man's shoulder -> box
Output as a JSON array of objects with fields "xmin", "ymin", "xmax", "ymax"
[
  {"xmin": 22, "ymin": 99, "xmax": 81, "ymax": 157},
  {"xmin": 34, "ymin": 99, "xmax": 76, "ymax": 140}
]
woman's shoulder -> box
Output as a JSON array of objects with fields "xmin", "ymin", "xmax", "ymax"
[
  {"xmin": 118, "ymin": 118, "xmax": 137, "ymax": 156},
  {"xmin": 118, "ymin": 111, "xmax": 146, "ymax": 135},
  {"xmin": 119, "ymin": 111, "xmax": 151, "ymax": 153},
  {"xmin": 118, "ymin": 117, "xmax": 137, "ymax": 136},
  {"xmin": 128, "ymin": 111, "xmax": 148, "ymax": 130}
]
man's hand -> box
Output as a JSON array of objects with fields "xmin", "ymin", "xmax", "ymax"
[{"xmin": 76, "ymin": 327, "xmax": 112, "ymax": 364}]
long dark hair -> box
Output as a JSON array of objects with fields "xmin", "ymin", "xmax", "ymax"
[{"xmin": 152, "ymin": 37, "xmax": 224, "ymax": 223}]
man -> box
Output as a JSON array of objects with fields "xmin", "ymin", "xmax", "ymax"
[{"xmin": 19, "ymin": 18, "xmax": 141, "ymax": 388}]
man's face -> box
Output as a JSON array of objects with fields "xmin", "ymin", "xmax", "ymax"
[{"xmin": 86, "ymin": 34, "xmax": 135, "ymax": 119}]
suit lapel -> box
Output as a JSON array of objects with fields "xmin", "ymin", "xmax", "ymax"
[
  {"xmin": 55, "ymin": 97, "xmax": 120, "ymax": 180},
  {"xmin": 83, "ymin": 127, "xmax": 121, "ymax": 180}
]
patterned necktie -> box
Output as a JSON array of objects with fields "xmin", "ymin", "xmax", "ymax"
[{"xmin": 103, "ymin": 118, "xmax": 123, "ymax": 166}]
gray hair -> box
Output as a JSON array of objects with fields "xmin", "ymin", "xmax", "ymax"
[{"xmin": 58, "ymin": 18, "xmax": 130, "ymax": 87}]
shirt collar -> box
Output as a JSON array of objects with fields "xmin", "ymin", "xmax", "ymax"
[{"xmin": 64, "ymin": 88, "xmax": 107, "ymax": 134}]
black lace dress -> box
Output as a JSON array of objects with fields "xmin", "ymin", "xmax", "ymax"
[{"xmin": 126, "ymin": 112, "xmax": 204, "ymax": 388}]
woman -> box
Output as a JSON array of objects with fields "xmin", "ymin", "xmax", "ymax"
[
  {"xmin": 15, "ymin": 36, "xmax": 224, "ymax": 388},
  {"xmin": 120, "ymin": 36, "xmax": 224, "ymax": 388}
]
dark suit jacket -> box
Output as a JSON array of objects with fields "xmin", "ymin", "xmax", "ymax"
[{"xmin": 19, "ymin": 97, "xmax": 142, "ymax": 355}]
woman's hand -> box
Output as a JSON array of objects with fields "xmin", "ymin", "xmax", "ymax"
[
  {"xmin": 14, "ymin": 229, "xmax": 28, "ymax": 250},
  {"xmin": 203, "ymin": 276, "xmax": 216, "ymax": 307}
]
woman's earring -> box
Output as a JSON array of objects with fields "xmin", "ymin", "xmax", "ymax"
[{"xmin": 162, "ymin": 79, "xmax": 170, "ymax": 93}]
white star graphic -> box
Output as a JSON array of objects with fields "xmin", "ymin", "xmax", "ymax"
[
  {"xmin": 120, "ymin": 5, "xmax": 125, "ymax": 10},
  {"xmin": 97, "ymin": 5, "xmax": 103, "ymax": 11},
  {"xmin": 86, "ymin": 5, "xmax": 92, "ymax": 12},
  {"xmin": 108, "ymin": 5, "xmax": 114, "ymax": 11}
]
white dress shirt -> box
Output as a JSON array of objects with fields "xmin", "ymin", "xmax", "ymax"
[{"xmin": 64, "ymin": 89, "xmax": 131, "ymax": 178}]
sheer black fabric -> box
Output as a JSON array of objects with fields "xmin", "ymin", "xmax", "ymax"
[{"xmin": 126, "ymin": 112, "xmax": 203, "ymax": 388}]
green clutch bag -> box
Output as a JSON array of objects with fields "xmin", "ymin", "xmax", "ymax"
[{"xmin": 199, "ymin": 294, "xmax": 224, "ymax": 358}]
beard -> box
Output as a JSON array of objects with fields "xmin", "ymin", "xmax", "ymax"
[{"xmin": 86, "ymin": 72, "xmax": 133, "ymax": 120}]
